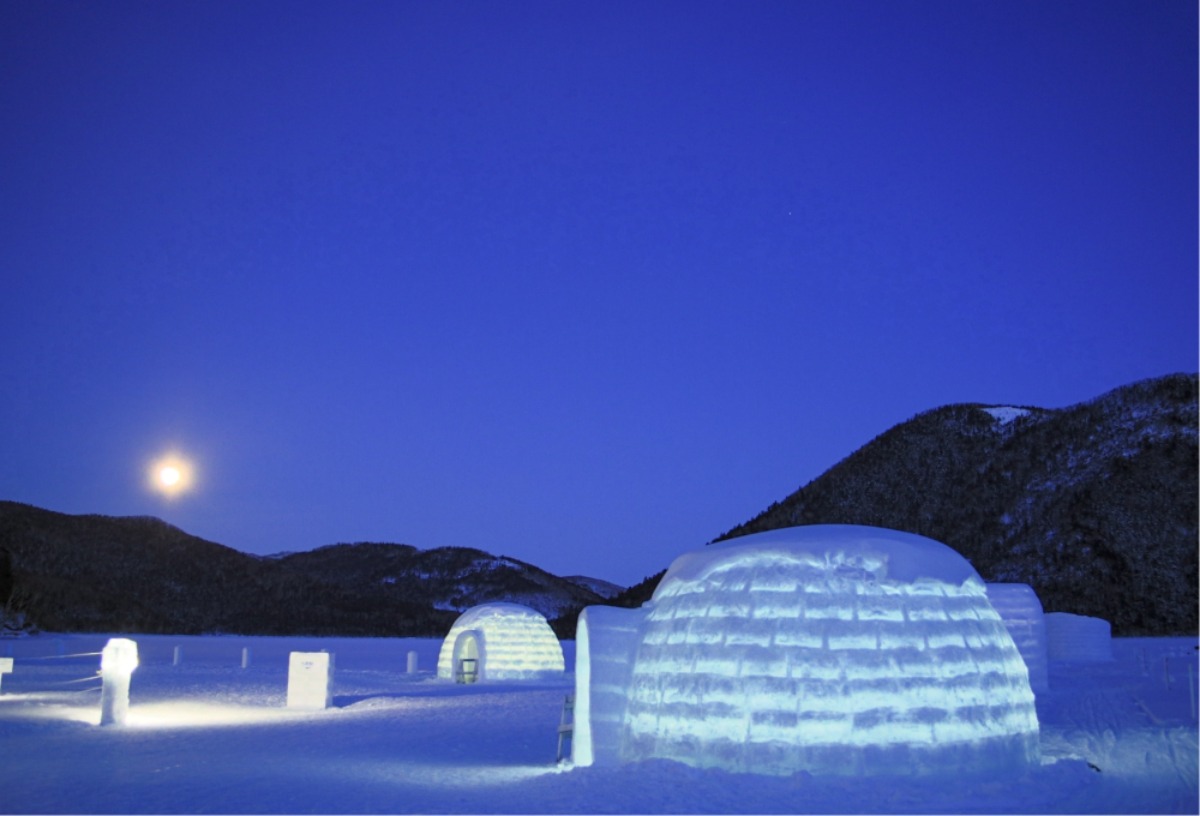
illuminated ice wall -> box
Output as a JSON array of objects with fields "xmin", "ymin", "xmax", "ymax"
[
  {"xmin": 985, "ymin": 583, "xmax": 1049, "ymax": 693},
  {"xmin": 619, "ymin": 525, "xmax": 1040, "ymax": 777},
  {"xmin": 573, "ymin": 605, "xmax": 643, "ymax": 766},
  {"xmin": 436, "ymin": 603, "xmax": 564, "ymax": 681}
]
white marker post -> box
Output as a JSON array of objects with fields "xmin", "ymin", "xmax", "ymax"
[
  {"xmin": 0, "ymin": 657, "xmax": 12, "ymax": 693},
  {"xmin": 287, "ymin": 651, "xmax": 334, "ymax": 710},
  {"xmin": 407, "ymin": 650, "xmax": 419, "ymax": 675},
  {"xmin": 99, "ymin": 638, "xmax": 139, "ymax": 726}
]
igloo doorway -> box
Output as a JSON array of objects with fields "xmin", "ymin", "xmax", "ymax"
[{"xmin": 452, "ymin": 631, "xmax": 483, "ymax": 684}]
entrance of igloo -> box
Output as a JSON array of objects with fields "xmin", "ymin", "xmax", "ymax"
[{"xmin": 452, "ymin": 630, "xmax": 485, "ymax": 683}]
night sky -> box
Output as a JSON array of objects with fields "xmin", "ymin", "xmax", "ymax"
[{"xmin": 2, "ymin": 1, "xmax": 1195, "ymax": 586}]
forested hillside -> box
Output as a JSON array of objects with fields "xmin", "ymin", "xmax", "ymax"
[
  {"xmin": 0, "ymin": 503, "xmax": 451, "ymax": 636},
  {"xmin": 714, "ymin": 374, "xmax": 1198, "ymax": 635},
  {"xmin": 275, "ymin": 542, "xmax": 604, "ymax": 619}
]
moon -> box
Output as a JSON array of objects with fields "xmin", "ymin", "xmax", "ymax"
[{"xmin": 149, "ymin": 454, "xmax": 194, "ymax": 498}]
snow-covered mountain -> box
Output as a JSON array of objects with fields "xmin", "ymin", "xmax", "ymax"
[
  {"xmin": 274, "ymin": 543, "xmax": 610, "ymax": 621},
  {"xmin": 561, "ymin": 575, "xmax": 624, "ymax": 599},
  {"xmin": 715, "ymin": 373, "xmax": 1198, "ymax": 636}
]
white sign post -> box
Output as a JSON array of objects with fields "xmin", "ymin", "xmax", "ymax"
[
  {"xmin": 99, "ymin": 638, "xmax": 139, "ymax": 726},
  {"xmin": 287, "ymin": 651, "xmax": 333, "ymax": 710}
]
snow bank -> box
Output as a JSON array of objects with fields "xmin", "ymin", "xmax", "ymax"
[
  {"xmin": 436, "ymin": 603, "xmax": 565, "ymax": 681},
  {"xmin": 986, "ymin": 583, "xmax": 1049, "ymax": 694},
  {"xmin": 612, "ymin": 526, "xmax": 1041, "ymax": 776},
  {"xmin": 1045, "ymin": 612, "xmax": 1113, "ymax": 662}
]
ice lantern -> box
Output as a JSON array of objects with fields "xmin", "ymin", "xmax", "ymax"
[
  {"xmin": 612, "ymin": 525, "xmax": 1041, "ymax": 777},
  {"xmin": 436, "ymin": 603, "xmax": 564, "ymax": 682},
  {"xmin": 99, "ymin": 638, "xmax": 139, "ymax": 726}
]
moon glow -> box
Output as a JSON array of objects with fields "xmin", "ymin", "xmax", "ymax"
[{"xmin": 149, "ymin": 454, "xmax": 194, "ymax": 498}]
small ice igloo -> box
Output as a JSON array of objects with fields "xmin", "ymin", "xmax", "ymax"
[
  {"xmin": 437, "ymin": 602, "xmax": 565, "ymax": 683},
  {"xmin": 574, "ymin": 525, "xmax": 1040, "ymax": 777}
]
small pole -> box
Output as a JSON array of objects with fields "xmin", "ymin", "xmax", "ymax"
[
  {"xmin": 407, "ymin": 650, "xmax": 418, "ymax": 675},
  {"xmin": 173, "ymin": 645, "xmax": 182, "ymax": 666},
  {"xmin": 1189, "ymin": 661, "xmax": 1196, "ymax": 721},
  {"xmin": 1164, "ymin": 656, "xmax": 1171, "ymax": 690},
  {"xmin": 241, "ymin": 647, "xmax": 251, "ymax": 669}
]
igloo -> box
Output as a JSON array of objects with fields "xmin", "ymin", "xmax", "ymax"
[
  {"xmin": 985, "ymin": 583, "xmax": 1049, "ymax": 694},
  {"xmin": 575, "ymin": 525, "xmax": 1040, "ymax": 777},
  {"xmin": 436, "ymin": 603, "xmax": 564, "ymax": 682}
]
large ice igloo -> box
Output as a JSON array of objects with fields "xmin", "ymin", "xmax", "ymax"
[
  {"xmin": 436, "ymin": 603, "xmax": 564, "ymax": 682},
  {"xmin": 607, "ymin": 525, "xmax": 1040, "ymax": 777}
]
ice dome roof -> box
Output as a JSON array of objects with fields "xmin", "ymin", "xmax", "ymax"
[
  {"xmin": 658, "ymin": 524, "xmax": 982, "ymax": 593},
  {"xmin": 436, "ymin": 602, "xmax": 564, "ymax": 681},
  {"xmin": 623, "ymin": 525, "xmax": 1039, "ymax": 777}
]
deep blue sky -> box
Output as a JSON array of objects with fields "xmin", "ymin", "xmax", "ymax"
[{"xmin": 2, "ymin": 1, "xmax": 1195, "ymax": 586}]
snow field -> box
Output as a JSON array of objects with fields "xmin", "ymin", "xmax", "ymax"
[{"xmin": 0, "ymin": 633, "xmax": 1196, "ymax": 813}]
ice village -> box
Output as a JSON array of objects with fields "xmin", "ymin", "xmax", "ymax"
[{"xmin": 0, "ymin": 524, "xmax": 1196, "ymax": 814}]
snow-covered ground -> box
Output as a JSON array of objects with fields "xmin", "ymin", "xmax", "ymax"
[{"xmin": 0, "ymin": 633, "xmax": 1195, "ymax": 814}]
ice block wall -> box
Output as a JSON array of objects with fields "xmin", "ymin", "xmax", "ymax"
[
  {"xmin": 620, "ymin": 526, "xmax": 1041, "ymax": 777},
  {"xmin": 572, "ymin": 605, "xmax": 642, "ymax": 766},
  {"xmin": 986, "ymin": 583, "xmax": 1049, "ymax": 693},
  {"xmin": 1045, "ymin": 612, "xmax": 1113, "ymax": 662}
]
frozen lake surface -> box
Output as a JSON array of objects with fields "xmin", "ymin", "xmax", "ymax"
[{"xmin": 0, "ymin": 633, "xmax": 1196, "ymax": 813}]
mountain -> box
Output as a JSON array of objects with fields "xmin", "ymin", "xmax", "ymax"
[
  {"xmin": 562, "ymin": 575, "xmax": 624, "ymax": 600},
  {"xmin": 0, "ymin": 503, "xmax": 617, "ymax": 636},
  {"xmin": 4, "ymin": 374, "xmax": 1193, "ymax": 637},
  {"xmin": 708, "ymin": 373, "xmax": 1198, "ymax": 636},
  {"xmin": 275, "ymin": 543, "xmax": 605, "ymax": 620}
]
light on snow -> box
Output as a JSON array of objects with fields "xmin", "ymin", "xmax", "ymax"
[{"xmin": 574, "ymin": 525, "xmax": 1041, "ymax": 777}]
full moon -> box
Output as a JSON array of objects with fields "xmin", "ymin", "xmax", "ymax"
[{"xmin": 148, "ymin": 454, "xmax": 194, "ymax": 498}]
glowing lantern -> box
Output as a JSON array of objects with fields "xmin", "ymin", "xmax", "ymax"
[{"xmin": 99, "ymin": 638, "xmax": 139, "ymax": 726}]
